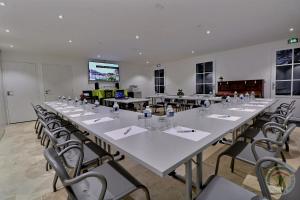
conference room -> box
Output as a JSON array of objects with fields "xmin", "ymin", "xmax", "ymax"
[{"xmin": 0, "ymin": 0, "xmax": 300, "ymax": 200}]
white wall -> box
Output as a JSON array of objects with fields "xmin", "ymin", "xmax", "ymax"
[
  {"xmin": 0, "ymin": 51, "xmax": 7, "ymax": 134},
  {"xmin": 150, "ymin": 39, "xmax": 300, "ymax": 118}
]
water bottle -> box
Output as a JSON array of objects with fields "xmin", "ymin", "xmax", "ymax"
[
  {"xmin": 83, "ymin": 99, "xmax": 88, "ymax": 109},
  {"xmin": 166, "ymin": 105, "xmax": 175, "ymax": 127},
  {"xmin": 204, "ymin": 99, "xmax": 210, "ymax": 109},
  {"xmin": 233, "ymin": 91, "xmax": 238, "ymax": 104},
  {"xmin": 239, "ymin": 94, "xmax": 244, "ymax": 104},
  {"xmin": 245, "ymin": 92, "xmax": 250, "ymax": 102},
  {"xmin": 226, "ymin": 96, "xmax": 231, "ymax": 106},
  {"xmin": 74, "ymin": 97, "xmax": 79, "ymax": 106},
  {"xmin": 143, "ymin": 106, "xmax": 152, "ymax": 128},
  {"xmin": 67, "ymin": 96, "xmax": 72, "ymax": 105},
  {"xmin": 251, "ymin": 91, "xmax": 255, "ymax": 100},
  {"xmin": 58, "ymin": 96, "xmax": 61, "ymax": 102},
  {"xmin": 112, "ymin": 102, "xmax": 120, "ymax": 117},
  {"xmin": 94, "ymin": 100, "xmax": 100, "ymax": 112}
]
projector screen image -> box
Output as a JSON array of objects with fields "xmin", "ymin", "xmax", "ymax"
[{"xmin": 88, "ymin": 61, "xmax": 119, "ymax": 82}]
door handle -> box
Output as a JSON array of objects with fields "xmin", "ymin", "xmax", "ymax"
[
  {"xmin": 45, "ymin": 89, "xmax": 50, "ymax": 95},
  {"xmin": 7, "ymin": 91, "xmax": 14, "ymax": 96}
]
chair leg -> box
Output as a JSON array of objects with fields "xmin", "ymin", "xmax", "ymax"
[
  {"xmin": 45, "ymin": 139, "xmax": 50, "ymax": 148},
  {"xmin": 53, "ymin": 173, "xmax": 58, "ymax": 192},
  {"xmin": 230, "ymin": 158, "xmax": 235, "ymax": 173},
  {"xmin": 138, "ymin": 185, "xmax": 151, "ymax": 200},
  {"xmin": 281, "ymin": 152, "xmax": 286, "ymax": 163},
  {"xmin": 285, "ymin": 142, "xmax": 290, "ymax": 152},
  {"xmin": 46, "ymin": 161, "xmax": 49, "ymax": 171},
  {"xmin": 215, "ymin": 153, "xmax": 226, "ymax": 175}
]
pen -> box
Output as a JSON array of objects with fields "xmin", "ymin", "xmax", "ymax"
[
  {"xmin": 94, "ymin": 118, "xmax": 101, "ymax": 122},
  {"xmin": 124, "ymin": 127, "xmax": 132, "ymax": 135},
  {"xmin": 177, "ymin": 130, "xmax": 195, "ymax": 133}
]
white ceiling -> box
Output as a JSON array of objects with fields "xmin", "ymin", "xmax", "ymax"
[{"xmin": 0, "ymin": 0, "xmax": 300, "ymax": 64}]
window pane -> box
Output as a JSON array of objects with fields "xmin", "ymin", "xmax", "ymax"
[
  {"xmin": 155, "ymin": 78, "xmax": 159, "ymax": 85},
  {"xmin": 159, "ymin": 69, "xmax": 164, "ymax": 77},
  {"xmin": 196, "ymin": 63, "xmax": 204, "ymax": 73},
  {"xmin": 276, "ymin": 49, "xmax": 292, "ymax": 65},
  {"xmin": 204, "ymin": 84, "xmax": 213, "ymax": 94},
  {"xmin": 294, "ymin": 48, "xmax": 300, "ymax": 64},
  {"xmin": 204, "ymin": 73, "xmax": 213, "ymax": 83},
  {"xmin": 276, "ymin": 81, "xmax": 291, "ymax": 95},
  {"xmin": 155, "ymin": 86, "xmax": 159, "ymax": 93},
  {"xmin": 293, "ymin": 81, "xmax": 300, "ymax": 95},
  {"xmin": 205, "ymin": 62, "xmax": 213, "ymax": 72},
  {"xmin": 276, "ymin": 65, "xmax": 292, "ymax": 80},
  {"xmin": 159, "ymin": 77, "xmax": 164, "ymax": 85},
  {"xmin": 196, "ymin": 74, "xmax": 204, "ymax": 84},
  {"xmin": 159, "ymin": 86, "xmax": 165, "ymax": 93},
  {"xmin": 196, "ymin": 84, "xmax": 203, "ymax": 94},
  {"xmin": 154, "ymin": 70, "xmax": 159, "ymax": 77},
  {"xmin": 294, "ymin": 64, "xmax": 300, "ymax": 80}
]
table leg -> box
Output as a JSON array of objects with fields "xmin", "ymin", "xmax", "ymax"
[
  {"xmin": 196, "ymin": 153, "xmax": 203, "ymax": 193},
  {"xmin": 185, "ymin": 160, "xmax": 193, "ymax": 200}
]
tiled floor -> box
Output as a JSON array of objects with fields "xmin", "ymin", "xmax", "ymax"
[{"xmin": 0, "ymin": 122, "xmax": 299, "ymax": 200}]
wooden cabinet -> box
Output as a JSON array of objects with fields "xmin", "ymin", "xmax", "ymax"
[{"xmin": 217, "ymin": 79, "xmax": 264, "ymax": 97}]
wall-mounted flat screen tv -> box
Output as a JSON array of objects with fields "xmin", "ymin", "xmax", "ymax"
[{"xmin": 88, "ymin": 61, "xmax": 119, "ymax": 82}]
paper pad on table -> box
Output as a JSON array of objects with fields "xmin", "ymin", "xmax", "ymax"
[
  {"xmin": 244, "ymin": 104, "xmax": 265, "ymax": 107},
  {"xmin": 82, "ymin": 117, "xmax": 114, "ymax": 125},
  {"xmin": 207, "ymin": 114, "xmax": 241, "ymax": 121},
  {"xmin": 62, "ymin": 109, "xmax": 84, "ymax": 113},
  {"xmin": 69, "ymin": 112, "xmax": 95, "ymax": 118},
  {"xmin": 228, "ymin": 108, "xmax": 256, "ymax": 112},
  {"xmin": 104, "ymin": 126, "xmax": 147, "ymax": 140},
  {"xmin": 249, "ymin": 101, "xmax": 269, "ymax": 104},
  {"xmin": 163, "ymin": 126, "xmax": 211, "ymax": 142}
]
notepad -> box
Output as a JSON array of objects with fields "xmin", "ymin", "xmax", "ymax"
[
  {"xmin": 244, "ymin": 104, "xmax": 265, "ymax": 107},
  {"xmin": 104, "ymin": 126, "xmax": 147, "ymax": 140},
  {"xmin": 164, "ymin": 126, "xmax": 211, "ymax": 142},
  {"xmin": 62, "ymin": 109, "xmax": 84, "ymax": 113},
  {"xmin": 207, "ymin": 114, "xmax": 241, "ymax": 121},
  {"xmin": 249, "ymin": 101, "xmax": 269, "ymax": 104},
  {"xmin": 69, "ymin": 112, "xmax": 95, "ymax": 118},
  {"xmin": 82, "ymin": 117, "xmax": 114, "ymax": 125},
  {"xmin": 228, "ymin": 108, "xmax": 256, "ymax": 112}
]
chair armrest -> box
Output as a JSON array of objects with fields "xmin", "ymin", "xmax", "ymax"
[
  {"xmin": 57, "ymin": 139, "xmax": 82, "ymax": 148},
  {"xmin": 262, "ymin": 123, "xmax": 285, "ymax": 137},
  {"xmin": 251, "ymin": 138, "xmax": 283, "ymax": 161},
  {"xmin": 63, "ymin": 171, "xmax": 107, "ymax": 200}
]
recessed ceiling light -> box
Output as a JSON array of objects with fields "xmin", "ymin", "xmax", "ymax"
[
  {"xmin": 146, "ymin": 61, "xmax": 150, "ymax": 64},
  {"xmin": 58, "ymin": 15, "xmax": 64, "ymax": 19},
  {"xmin": 5, "ymin": 29, "xmax": 10, "ymax": 33},
  {"xmin": 0, "ymin": 2, "xmax": 6, "ymax": 6},
  {"xmin": 206, "ymin": 30, "xmax": 211, "ymax": 35},
  {"xmin": 68, "ymin": 40, "xmax": 72, "ymax": 43},
  {"xmin": 289, "ymin": 27, "xmax": 294, "ymax": 32},
  {"xmin": 135, "ymin": 35, "xmax": 140, "ymax": 40},
  {"xmin": 138, "ymin": 52, "xmax": 142, "ymax": 55},
  {"xmin": 97, "ymin": 54, "xmax": 101, "ymax": 58},
  {"xmin": 192, "ymin": 50, "xmax": 195, "ymax": 54},
  {"xmin": 9, "ymin": 45, "xmax": 14, "ymax": 48}
]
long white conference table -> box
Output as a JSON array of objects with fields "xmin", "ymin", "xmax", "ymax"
[
  {"xmin": 44, "ymin": 98, "xmax": 276, "ymax": 200},
  {"xmin": 147, "ymin": 95, "xmax": 222, "ymax": 106}
]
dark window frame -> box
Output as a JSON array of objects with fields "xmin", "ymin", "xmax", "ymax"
[{"xmin": 196, "ymin": 61, "xmax": 214, "ymax": 94}]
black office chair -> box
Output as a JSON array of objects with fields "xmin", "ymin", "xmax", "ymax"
[{"xmin": 44, "ymin": 147, "xmax": 151, "ymax": 200}]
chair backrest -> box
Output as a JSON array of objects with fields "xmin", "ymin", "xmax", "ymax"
[{"xmin": 256, "ymin": 157, "xmax": 298, "ymax": 200}]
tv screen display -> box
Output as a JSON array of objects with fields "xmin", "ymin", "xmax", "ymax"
[{"xmin": 88, "ymin": 61, "xmax": 119, "ymax": 82}]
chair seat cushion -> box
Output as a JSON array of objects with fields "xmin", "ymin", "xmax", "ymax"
[
  {"xmin": 72, "ymin": 161, "xmax": 138, "ymax": 200},
  {"xmin": 195, "ymin": 176, "xmax": 256, "ymax": 200}
]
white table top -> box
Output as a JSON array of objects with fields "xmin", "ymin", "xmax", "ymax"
[
  {"xmin": 104, "ymin": 98, "xmax": 150, "ymax": 104},
  {"xmin": 147, "ymin": 95, "xmax": 222, "ymax": 102},
  {"xmin": 44, "ymin": 98, "xmax": 276, "ymax": 177}
]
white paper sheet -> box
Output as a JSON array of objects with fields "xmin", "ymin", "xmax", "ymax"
[
  {"xmin": 228, "ymin": 108, "xmax": 256, "ymax": 112},
  {"xmin": 82, "ymin": 117, "xmax": 114, "ymax": 125},
  {"xmin": 207, "ymin": 114, "xmax": 241, "ymax": 121},
  {"xmin": 69, "ymin": 112, "xmax": 95, "ymax": 118},
  {"xmin": 62, "ymin": 109, "xmax": 84, "ymax": 113},
  {"xmin": 243, "ymin": 104, "xmax": 265, "ymax": 107},
  {"xmin": 249, "ymin": 101, "xmax": 269, "ymax": 104},
  {"xmin": 104, "ymin": 126, "xmax": 147, "ymax": 140},
  {"xmin": 163, "ymin": 126, "xmax": 211, "ymax": 142}
]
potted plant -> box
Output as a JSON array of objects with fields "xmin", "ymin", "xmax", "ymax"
[{"xmin": 177, "ymin": 89, "xmax": 184, "ymax": 97}]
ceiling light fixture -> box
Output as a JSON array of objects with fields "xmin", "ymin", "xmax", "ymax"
[
  {"xmin": 192, "ymin": 50, "xmax": 195, "ymax": 54},
  {"xmin": 58, "ymin": 15, "xmax": 64, "ymax": 19},
  {"xmin": 5, "ymin": 29, "xmax": 10, "ymax": 33},
  {"xmin": 0, "ymin": 2, "xmax": 6, "ymax": 6},
  {"xmin": 97, "ymin": 54, "xmax": 101, "ymax": 58},
  {"xmin": 68, "ymin": 40, "xmax": 72, "ymax": 43},
  {"xmin": 289, "ymin": 27, "xmax": 294, "ymax": 32},
  {"xmin": 9, "ymin": 45, "xmax": 14, "ymax": 48},
  {"xmin": 138, "ymin": 52, "xmax": 142, "ymax": 55},
  {"xmin": 146, "ymin": 61, "xmax": 150, "ymax": 64},
  {"xmin": 206, "ymin": 30, "xmax": 211, "ymax": 35},
  {"xmin": 135, "ymin": 35, "xmax": 140, "ymax": 40}
]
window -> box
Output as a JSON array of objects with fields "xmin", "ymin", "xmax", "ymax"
[
  {"xmin": 275, "ymin": 48, "xmax": 300, "ymax": 96},
  {"xmin": 154, "ymin": 69, "xmax": 165, "ymax": 93},
  {"xmin": 196, "ymin": 61, "xmax": 213, "ymax": 94}
]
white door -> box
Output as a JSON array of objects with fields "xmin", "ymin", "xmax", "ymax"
[
  {"xmin": 3, "ymin": 62, "xmax": 40, "ymax": 123},
  {"xmin": 42, "ymin": 64, "xmax": 74, "ymax": 101}
]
